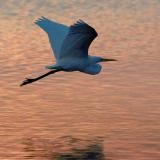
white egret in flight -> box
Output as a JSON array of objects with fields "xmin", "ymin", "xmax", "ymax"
[{"xmin": 20, "ymin": 17, "xmax": 116, "ymax": 86}]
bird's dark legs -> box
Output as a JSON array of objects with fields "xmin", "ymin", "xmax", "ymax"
[{"xmin": 20, "ymin": 69, "xmax": 61, "ymax": 86}]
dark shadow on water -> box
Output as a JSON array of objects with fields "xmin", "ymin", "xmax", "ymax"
[{"xmin": 22, "ymin": 136, "xmax": 107, "ymax": 160}]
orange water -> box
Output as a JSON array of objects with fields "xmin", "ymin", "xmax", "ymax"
[{"xmin": 0, "ymin": 1, "xmax": 160, "ymax": 159}]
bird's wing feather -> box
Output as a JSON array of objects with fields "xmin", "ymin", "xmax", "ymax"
[
  {"xmin": 59, "ymin": 20, "xmax": 98, "ymax": 59},
  {"xmin": 35, "ymin": 17, "xmax": 69, "ymax": 59}
]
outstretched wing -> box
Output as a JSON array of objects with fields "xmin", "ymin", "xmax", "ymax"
[
  {"xmin": 35, "ymin": 17, "xmax": 69, "ymax": 60},
  {"xmin": 59, "ymin": 19, "xmax": 98, "ymax": 59}
]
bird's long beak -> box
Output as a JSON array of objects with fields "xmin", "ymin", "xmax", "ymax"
[{"xmin": 102, "ymin": 58, "xmax": 117, "ymax": 62}]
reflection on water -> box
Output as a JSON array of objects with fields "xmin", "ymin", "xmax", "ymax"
[{"xmin": 23, "ymin": 136, "xmax": 105, "ymax": 160}]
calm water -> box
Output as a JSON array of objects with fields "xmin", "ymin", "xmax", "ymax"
[{"xmin": 0, "ymin": 0, "xmax": 160, "ymax": 159}]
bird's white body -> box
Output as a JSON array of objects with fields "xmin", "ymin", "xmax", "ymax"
[
  {"xmin": 58, "ymin": 57, "xmax": 89, "ymax": 71},
  {"xmin": 57, "ymin": 56, "xmax": 102, "ymax": 74},
  {"xmin": 35, "ymin": 17, "xmax": 104, "ymax": 75}
]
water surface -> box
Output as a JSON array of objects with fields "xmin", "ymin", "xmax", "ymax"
[{"xmin": 0, "ymin": 0, "xmax": 160, "ymax": 159}]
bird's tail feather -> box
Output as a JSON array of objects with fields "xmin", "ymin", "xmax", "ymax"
[{"xmin": 45, "ymin": 64, "xmax": 62, "ymax": 70}]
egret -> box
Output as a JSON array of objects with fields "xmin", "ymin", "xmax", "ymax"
[{"xmin": 20, "ymin": 17, "xmax": 116, "ymax": 86}]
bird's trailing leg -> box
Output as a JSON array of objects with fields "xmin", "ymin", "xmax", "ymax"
[
  {"xmin": 20, "ymin": 69, "xmax": 62, "ymax": 86},
  {"xmin": 20, "ymin": 78, "xmax": 36, "ymax": 86}
]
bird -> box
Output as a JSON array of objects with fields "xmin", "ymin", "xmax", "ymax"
[{"xmin": 20, "ymin": 17, "xmax": 117, "ymax": 86}]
